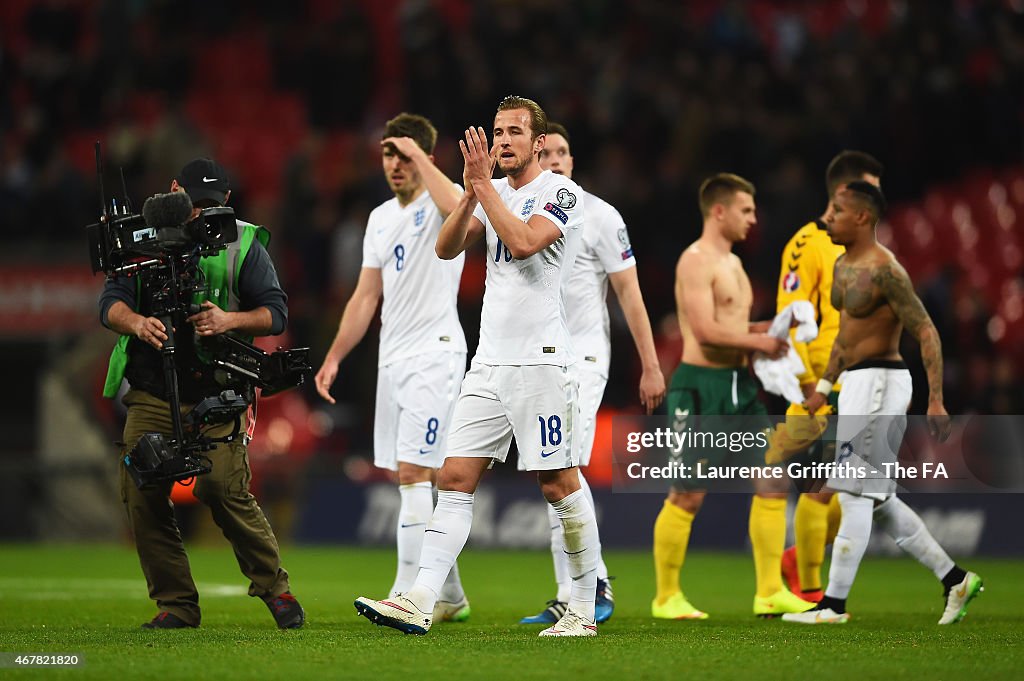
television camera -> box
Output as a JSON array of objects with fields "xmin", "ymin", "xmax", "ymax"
[{"xmin": 88, "ymin": 147, "xmax": 310, "ymax": 489}]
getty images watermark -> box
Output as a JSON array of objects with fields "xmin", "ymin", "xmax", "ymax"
[
  {"xmin": 623, "ymin": 426, "xmax": 949, "ymax": 482},
  {"xmin": 609, "ymin": 415, "xmax": 1024, "ymax": 494}
]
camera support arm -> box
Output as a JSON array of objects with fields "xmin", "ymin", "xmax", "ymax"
[{"xmin": 157, "ymin": 256, "xmax": 187, "ymax": 448}]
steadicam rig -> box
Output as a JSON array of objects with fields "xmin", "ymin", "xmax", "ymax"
[{"xmin": 90, "ymin": 144, "xmax": 310, "ymax": 489}]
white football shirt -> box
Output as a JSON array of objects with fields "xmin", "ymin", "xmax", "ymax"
[
  {"xmin": 362, "ymin": 187, "xmax": 467, "ymax": 366},
  {"xmin": 470, "ymin": 169, "xmax": 584, "ymax": 365},
  {"xmin": 565, "ymin": 190, "xmax": 637, "ymax": 377}
]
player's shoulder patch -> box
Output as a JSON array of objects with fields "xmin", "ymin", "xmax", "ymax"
[
  {"xmin": 783, "ymin": 271, "xmax": 801, "ymax": 292},
  {"xmin": 617, "ymin": 227, "xmax": 633, "ymax": 260},
  {"xmin": 543, "ymin": 201, "xmax": 569, "ymax": 224},
  {"xmin": 555, "ymin": 187, "xmax": 577, "ymax": 209},
  {"xmin": 541, "ymin": 177, "xmax": 580, "ymax": 225}
]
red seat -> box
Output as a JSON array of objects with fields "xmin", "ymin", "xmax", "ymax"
[
  {"xmin": 64, "ymin": 130, "xmax": 107, "ymax": 177},
  {"xmin": 991, "ymin": 280, "xmax": 1024, "ymax": 355},
  {"xmin": 314, "ymin": 131, "xmax": 358, "ymax": 195},
  {"xmin": 191, "ymin": 35, "xmax": 273, "ymax": 92},
  {"xmin": 0, "ymin": 0, "xmax": 42, "ymax": 54},
  {"xmin": 966, "ymin": 179, "xmax": 1008, "ymax": 239},
  {"xmin": 1002, "ymin": 167, "xmax": 1024, "ymax": 207},
  {"xmin": 214, "ymin": 129, "xmax": 293, "ymax": 202},
  {"xmin": 882, "ymin": 206, "xmax": 934, "ymax": 279},
  {"xmin": 127, "ymin": 93, "xmax": 166, "ymax": 128},
  {"xmin": 186, "ymin": 91, "xmax": 306, "ymax": 144}
]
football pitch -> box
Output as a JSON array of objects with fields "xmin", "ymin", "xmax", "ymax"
[{"xmin": 0, "ymin": 545, "xmax": 1021, "ymax": 680}]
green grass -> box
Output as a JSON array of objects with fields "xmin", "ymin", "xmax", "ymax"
[{"xmin": 0, "ymin": 544, "xmax": 1021, "ymax": 680}]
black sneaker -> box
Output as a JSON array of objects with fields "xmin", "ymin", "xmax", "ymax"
[
  {"xmin": 266, "ymin": 592, "xmax": 305, "ymax": 629},
  {"xmin": 141, "ymin": 612, "xmax": 196, "ymax": 629}
]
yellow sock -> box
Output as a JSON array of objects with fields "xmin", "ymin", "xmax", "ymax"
[
  {"xmin": 794, "ymin": 495, "xmax": 830, "ymax": 591},
  {"xmin": 825, "ymin": 493, "xmax": 842, "ymax": 544},
  {"xmin": 653, "ymin": 499, "xmax": 694, "ymax": 606},
  {"xmin": 749, "ymin": 496, "xmax": 787, "ymax": 598}
]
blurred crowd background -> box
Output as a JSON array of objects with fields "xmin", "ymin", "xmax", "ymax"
[{"xmin": 1, "ymin": 0, "xmax": 1023, "ymax": 526}]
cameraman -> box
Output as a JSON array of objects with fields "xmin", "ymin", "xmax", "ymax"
[{"xmin": 98, "ymin": 158, "xmax": 304, "ymax": 630}]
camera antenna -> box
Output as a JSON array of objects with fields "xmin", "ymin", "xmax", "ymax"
[
  {"xmin": 95, "ymin": 141, "xmax": 109, "ymax": 220},
  {"xmin": 119, "ymin": 166, "xmax": 132, "ymax": 215}
]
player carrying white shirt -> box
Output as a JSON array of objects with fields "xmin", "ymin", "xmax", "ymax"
[
  {"xmin": 315, "ymin": 114, "xmax": 470, "ymax": 623},
  {"xmin": 519, "ymin": 123, "xmax": 666, "ymax": 626},
  {"xmin": 782, "ymin": 181, "xmax": 982, "ymax": 625},
  {"xmin": 355, "ymin": 96, "xmax": 602, "ymax": 638}
]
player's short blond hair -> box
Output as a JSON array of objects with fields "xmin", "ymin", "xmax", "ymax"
[
  {"xmin": 496, "ymin": 95, "xmax": 547, "ymax": 140},
  {"xmin": 698, "ymin": 173, "xmax": 756, "ymax": 218}
]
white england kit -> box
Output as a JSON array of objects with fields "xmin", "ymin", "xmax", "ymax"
[
  {"xmin": 829, "ymin": 360, "xmax": 913, "ymax": 499},
  {"xmin": 446, "ymin": 170, "xmax": 584, "ymax": 471},
  {"xmin": 565, "ymin": 190, "xmax": 637, "ymax": 466},
  {"xmin": 362, "ymin": 188, "xmax": 467, "ymax": 470}
]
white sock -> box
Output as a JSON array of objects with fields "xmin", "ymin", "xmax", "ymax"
[
  {"xmin": 576, "ymin": 471, "xmax": 609, "ymax": 581},
  {"xmin": 547, "ymin": 502, "xmax": 572, "ymax": 603},
  {"xmin": 405, "ymin": 490, "xmax": 474, "ymax": 613},
  {"xmin": 824, "ymin": 493, "xmax": 874, "ymax": 600},
  {"xmin": 390, "ymin": 481, "xmax": 433, "ymax": 597},
  {"xmin": 433, "ymin": 481, "xmax": 468, "ymax": 604},
  {"xmin": 550, "ymin": 488, "xmax": 599, "ymax": 621},
  {"xmin": 439, "ymin": 562, "xmax": 466, "ymax": 603},
  {"xmin": 873, "ymin": 496, "xmax": 954, "ymax": 580}
]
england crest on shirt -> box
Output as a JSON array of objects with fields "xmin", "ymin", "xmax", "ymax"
[{"xmin": 520, "ymin": 197, "xmax": 536, "ymax": 219}]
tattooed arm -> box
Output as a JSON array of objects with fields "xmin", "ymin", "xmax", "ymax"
[
  {"xmin": 803, "ymin": 325, "xmax": 850, "ymax": 415},
  {"xmin": 821, "ymin": 324, "xmax": 851, "ymax": 385},
  {"xmin": 873, "ymin": 260, "xmax": 942, "ymax": 403},
  {"xmin": 874, "ymin": 259, "xmax": 952, "ymax": 440}
]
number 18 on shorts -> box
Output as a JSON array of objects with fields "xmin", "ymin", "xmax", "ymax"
[{"xmin": 446, "ymin": 363, "xmax": 581, "ymax": 471}]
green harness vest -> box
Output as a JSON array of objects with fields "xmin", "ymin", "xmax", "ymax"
[{"xmin": 102, "ymin": 222, "xmax": 270, "ymax": 398}]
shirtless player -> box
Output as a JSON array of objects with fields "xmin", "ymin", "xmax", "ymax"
[
  {"xmin": 783, "ymin": 181, "xmax": 982, "ymax": 625},
  {"xmin": 652, "ymin": 173, "xmax": 815, "ymax": 620}
]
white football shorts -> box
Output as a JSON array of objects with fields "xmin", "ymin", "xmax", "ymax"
[
  {"xmin": 572, "ymin": 365, "xmax": 608, "ymax": 468},
  {"xmin": 828, "ymin": 364, "xmax": 912, "ymax": 500},
  {"xmin": 446, "ymin": 362, "xmax": 581, "ymax": 472},
  {"xmin": 373, "ymin": 351, "xmax": 467, "ymax": 471}
]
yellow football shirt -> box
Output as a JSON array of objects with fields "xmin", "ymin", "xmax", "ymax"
[{"xmin": 776, "ymin": 219, "xmax": 845, "ymax": 388}]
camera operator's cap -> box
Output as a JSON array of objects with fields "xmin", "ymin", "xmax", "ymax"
[{"xmin": 178, "ymin": 158, "xmax": 230, "ymax": 206}]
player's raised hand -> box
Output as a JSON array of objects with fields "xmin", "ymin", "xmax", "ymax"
[
  {"xmin": 639, "ymin": 366, "xmax": 666, "ymax": 414},
  {"xmin": 315, "ymin": 361, "xmax": 339, "ymax": 404},
  {"xmin": 927, "ymin": 401, "xmax": 952, "ymax": 442},
  {"xmin": 463, "ymin": 162, "xmax": 476, "ymax": 200},
  {"xmin": 381, "ymin": 136, "xmax": 426, "ymax": 162},
  {"xmin": 460, "ymin": 126, "xmax": 494, "ymax": 185}
]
